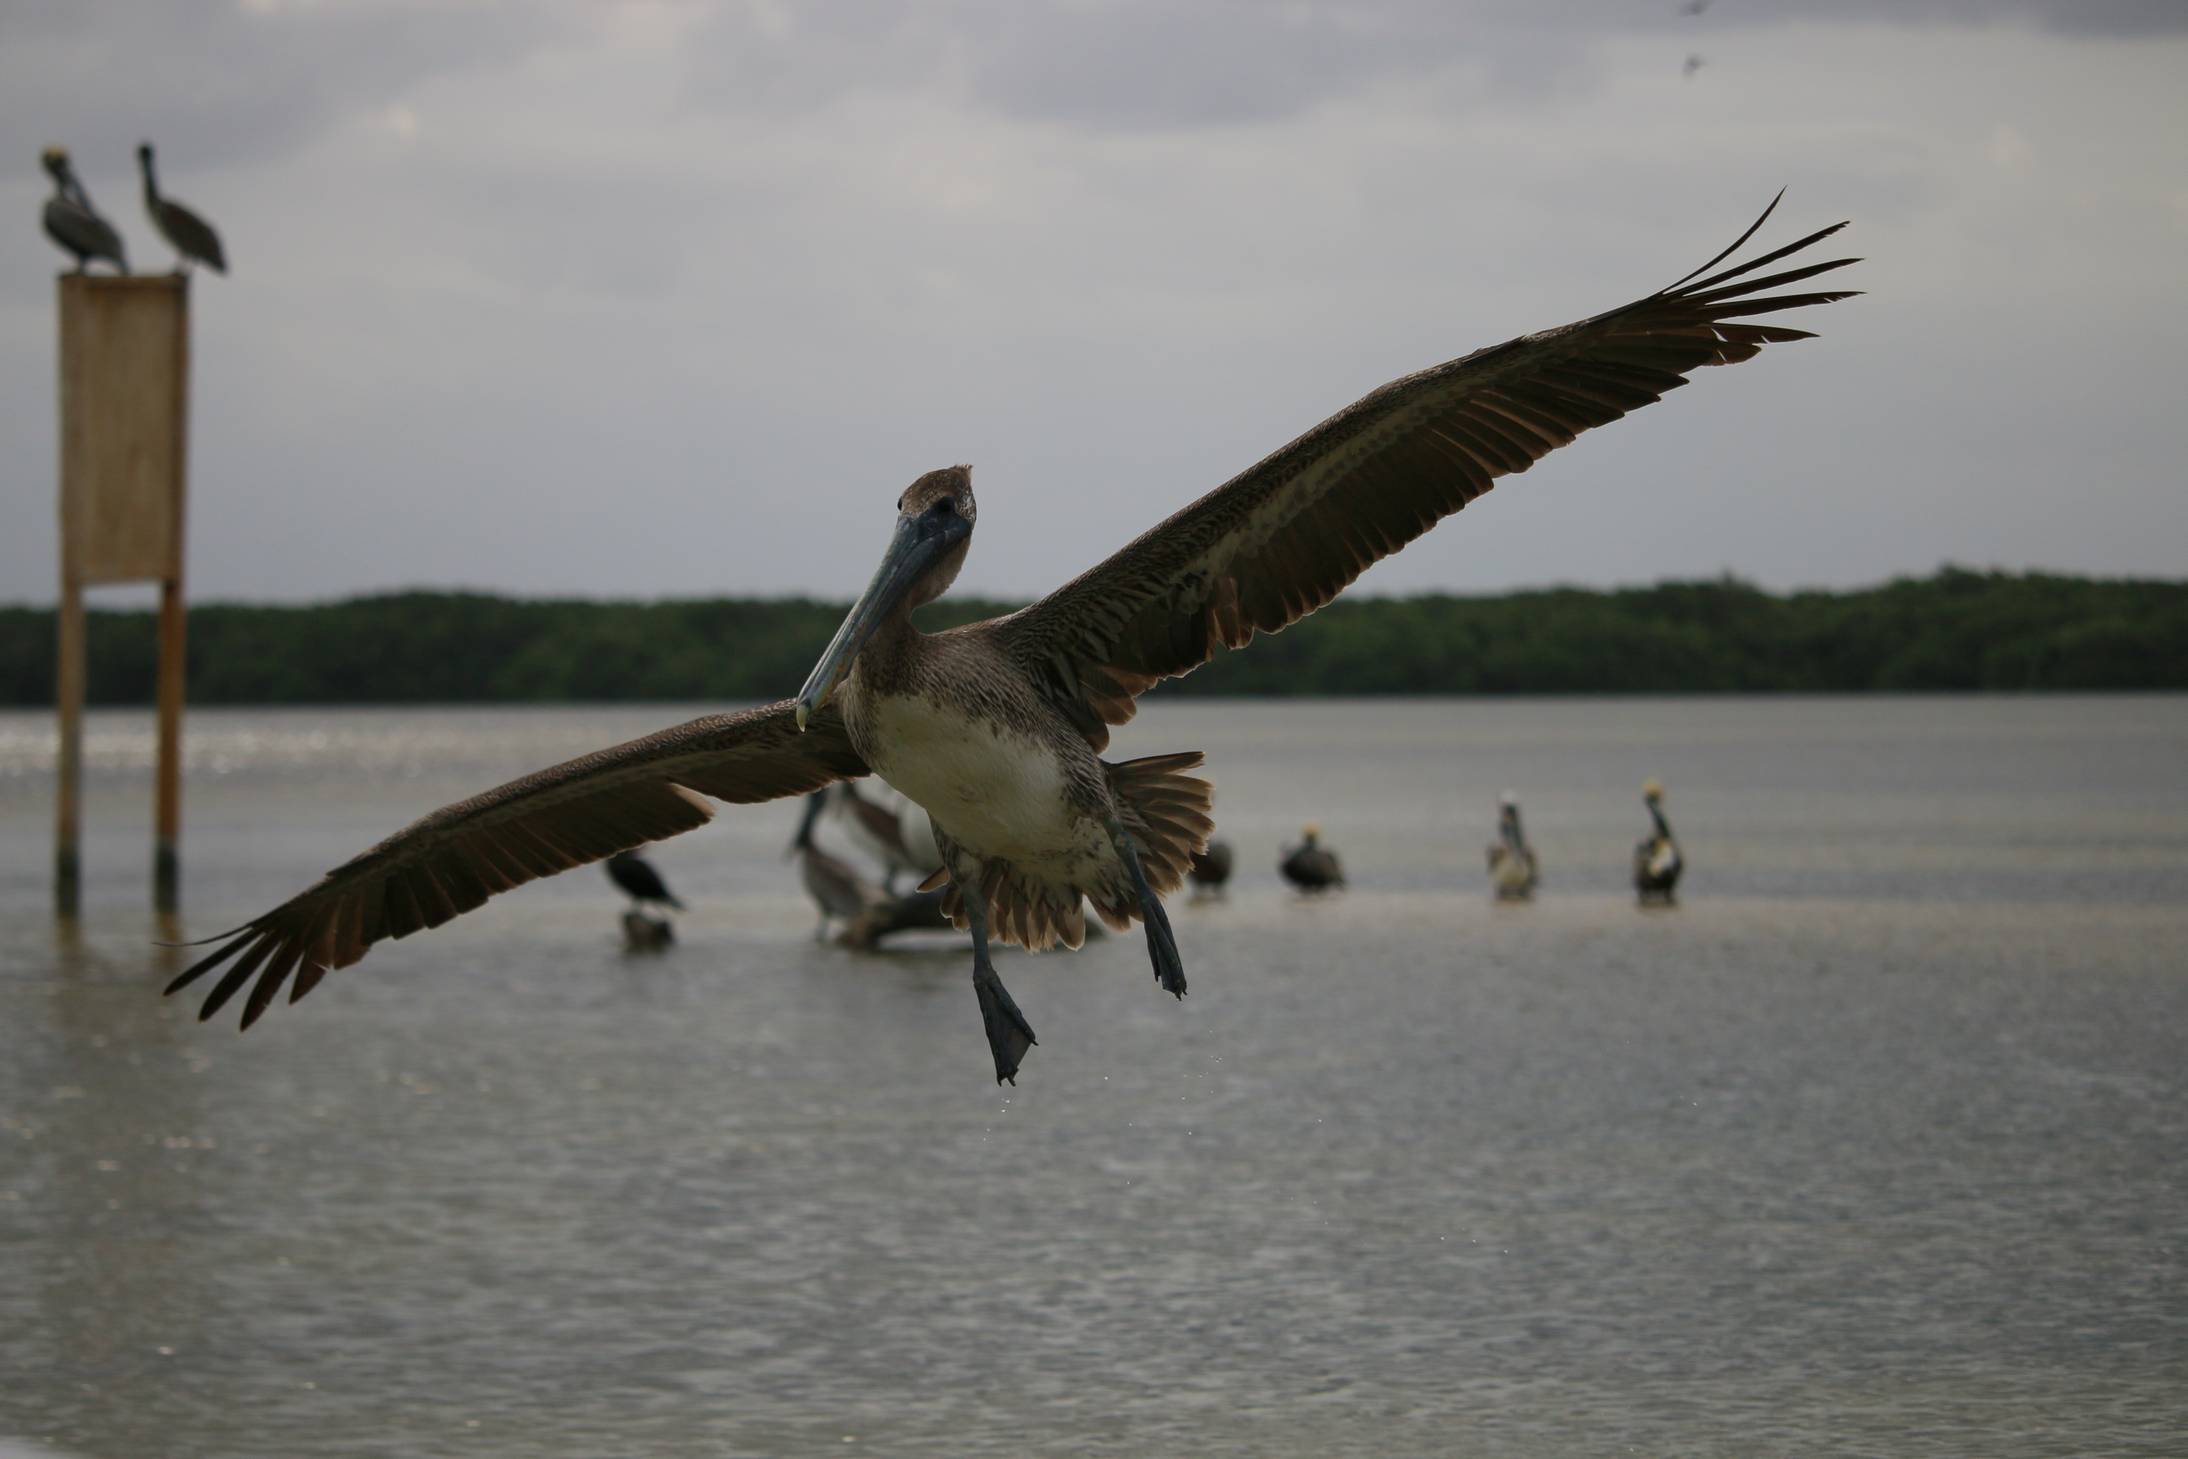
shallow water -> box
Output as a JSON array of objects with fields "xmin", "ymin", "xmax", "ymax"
[{"xmin": 2, "ymin": 696, "xmax": 2185, "ymax": 1457}]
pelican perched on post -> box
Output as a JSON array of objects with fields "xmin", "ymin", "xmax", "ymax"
[
  {"xmin": 137, "ymin": 142, "xmax": 226, "ymax": 275},
  {"xmin": 1486, "ymin": 794, "xmax": 1539, "ymax": 901},
  {"xmin": 1634, "ymin": 779, "xmax": 1684, "ymax": 904},
  {"xmin": 167, "ymin": 196, "xmax": 1855, "ymax": 1082},
  {"xmin": 39, "ymin": 147, "xmax": 127, "ymax": 274}
]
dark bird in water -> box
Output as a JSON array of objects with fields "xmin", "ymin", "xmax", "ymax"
[
  {"xmin": 39, "ymin": 147, "xmax": 127, "ymax": 274},
  {"xmin": 1486, "ymin": 794, "xmax": 1539, "ymax": 902},
  {"xmin": 793, "ymin": 792, "xmax": 881, "ymax": 941},
  {"xmin": 1633, "ymin": 779, "xmax": 1684, "ymax": 904},
  {"xmin": 606, "ymin": 849, "xmax": 684, "ymax": 911},
  {"xmin": 1683, "ymin": 53, "xmax": 1707, "ymax": 79},
  {"xmin": 1680, "ymin": 0, "xmax": 1712, "ymax": 16},
  {"xmin": 1280, "ymin": 825, "xmax": 1346, "ymax": 894},
  {"xmin": 137, "ymin": 142, "xmax": 226, "ymax": 275},
  {"xmin": 166, "ymin": 196, "xmax": 1856, "ymax": 1083},
  {"xmin": 1188, "ymin": 839, "xmax": 1234, "ymax": 895}
]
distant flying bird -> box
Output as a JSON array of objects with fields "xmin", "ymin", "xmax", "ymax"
[
  {"xmin": 39, "ymin": 147, "xmax": 127, "ymax": 274},
  {"xmin": 1486, "ymin": 794, "xmax": 1539, "ymax": 901},
  {"xmin": 1280, "ymin": 825, "xmax": 1346, "ymax": 894},
  {"xmin": 792, "ymin": 791, "xmax": 882, "ymax": 941},
  {"xmin": 1188, "ymin": 839, "xmax": 1234, "ymax": 895},
  {"xmin": 137, "ymin": 142, "xmax": 226, "ymax": 275},
  {"xmin": 167, "ymin": 195, "xmax": 1856, "ymax": 1084},
  {"xmin": 1633, "ymin": 779, "xmax": 1684, "ymax": 904},
  {"xmin": 1680, "ymin": 0, "xmax": 1712, "ymax": 15},
  {"xmin": 1683, "ymin": 53, "xmax": 1706, "ymax": 79},
  {"xmin": 605, "ymin": 849, "xmax": 684, "ymax": 912}
]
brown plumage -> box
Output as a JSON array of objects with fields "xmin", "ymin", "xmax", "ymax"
[
  {"xmin": 138, "ymin": 142, "xmax": 226, "ymax": 275},
  {"xmin": 168, "ymin": 704, "xmax": 863, "ymax": 1027},
  {"xmin": 168, "ymin": 196, "xmax": 1854, "ymax": 1082}
]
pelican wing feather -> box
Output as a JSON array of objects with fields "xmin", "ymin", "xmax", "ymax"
[
  {"xmin": 167, "ymin": 701, "xmax": 866, "ymax": 1027},
  {"xmin": 994, "ymin": 195, "xmax": 1858, "ymax": 745}
]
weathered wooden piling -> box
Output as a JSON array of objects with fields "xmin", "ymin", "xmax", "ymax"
[{"xmin": 54, "ymin": 273, "xmax": 191, "ymax": 917}]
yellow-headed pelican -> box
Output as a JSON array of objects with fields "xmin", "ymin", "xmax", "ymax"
[
  {"xmin": 168, "ymin": 196, "xmax": 1855, "ymax": 1081},
  {"xmin": 1634, "ymin": 779, "xmax": 1684, "ymax": 904},
  {"xmin": 39, "ymin": 147, "xmax": 127, "ymax": 274},
  {"xmin": 1487, "ymin": 794, "xmax": 1539, "ymax": 901}
]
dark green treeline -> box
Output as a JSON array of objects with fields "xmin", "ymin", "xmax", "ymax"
[{"xmin": 3, "ymin": 568, "xmax": 2183, "ymax": 706}]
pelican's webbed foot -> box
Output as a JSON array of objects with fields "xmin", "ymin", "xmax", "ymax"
[
  {"xmin": 1111, "ymin": 821, "xmax": 1187, "ymax": 1000},
  {"xmin": 963, "ymin": 884, "xmax": 1036, "ymax": 1083},
  {"xmin": 974, "ymin": 960, "xmax": 1037, "ymax": 1084}
]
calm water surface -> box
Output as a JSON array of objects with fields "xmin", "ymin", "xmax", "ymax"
[{"xmin": 2, "ymin": 697, "xmax": 2184, "ymax": 1457}]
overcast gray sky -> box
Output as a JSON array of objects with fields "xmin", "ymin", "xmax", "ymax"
[{"xmin": 3, "ymin": 0, "xmax": 2183, "ymax": 606}]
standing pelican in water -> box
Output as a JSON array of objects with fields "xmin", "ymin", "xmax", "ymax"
[
  {"xmin": 167, "ymin": 197, "xmax": 1855, "ymax": 1082},
  {"xmin": 39, "ymin": 147, "xmax": 127, "ymax": 274},
  {"xmin": 1634, "ymin": 779, "xmax": 1684, "ymax": 905},
  {"xmin": 1486, "ymin": 794, "xmax": 1539, "ymax": 901},
  {"xmin": 137, "ymin": 142, "xmax": 226, "ymax": 275}
]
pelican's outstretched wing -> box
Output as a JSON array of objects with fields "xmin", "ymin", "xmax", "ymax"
[
  {"xmin": 993, "ymin": 195, "xmax": 1858, "ymax": 744},
  {"xmin": 167, "ymin": 702, "xmax": 867, "ymax": 1028}
]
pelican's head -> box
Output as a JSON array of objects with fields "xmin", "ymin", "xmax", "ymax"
[
  {"xmin": 136, "ymin": 141, "xmax": 154, "ymax": 170},
  {"xmin": 1499, "ymin": 791, "xmax": 1519, "ymax": 810},
  {"xmin": 1300, "ymin": 822, "xmax": 1321, "ymax": 844},
  {"xmin": 1642, "ymin": 778, "xmax": 1665, "ymax": 803},
  {"xmin": 795, "ymin": 466, "xmax": 977, "ymax": 730},
  {"xmin": 40, "ymin": 146, "xmax": 70, "ymax": 181}
]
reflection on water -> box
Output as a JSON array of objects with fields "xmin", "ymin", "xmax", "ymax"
[{"xmin": 2, "ymin": 697, "xmax": 2185, "ymax": 1457}]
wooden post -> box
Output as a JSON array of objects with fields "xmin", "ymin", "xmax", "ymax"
[
  {"xmin": 55, "ymin": 273, "xmax": 191, "ymax": 916},
  {"xmin": 54, "ymin": 572, "xmax": 85, "ymax": 919}
]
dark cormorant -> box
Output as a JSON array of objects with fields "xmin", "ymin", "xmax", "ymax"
[
  {"xmin": 605, "ymin": 850, "xmax": 684, "ymax": 912},
  {"xmin": 39, "ymin": 147, "xmax": 127, "ymax": 274},
  {"xmin": 137, "ymin": 143, "xmax": 226, "ymax": 275},
  {"xmin": 1280, "ymin": 825, "xmax": 1345, "ymax": 893}
]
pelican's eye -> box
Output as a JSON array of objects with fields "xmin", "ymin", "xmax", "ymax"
[{"xmin": 928, "ymin": 498, "xmax": 957, "ymax": 518}]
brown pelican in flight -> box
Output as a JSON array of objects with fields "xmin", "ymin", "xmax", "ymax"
[
  {"xmin": 39, "ymin": 147, "xmax": 127, "ymax": 274},
  {"xmin": 138, "ymin": 142, "xmax": 226, "ymax": 275},
  {"xmin": 168, "ymin": 195, "xmax": 1856, "ymax": 1082}
]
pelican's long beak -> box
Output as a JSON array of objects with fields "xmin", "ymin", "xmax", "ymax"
[{"xmin": 795, "ymin": 507, "xmax": 968, "ymax": 730}]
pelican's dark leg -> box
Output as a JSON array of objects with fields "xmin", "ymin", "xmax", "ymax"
[
  {"xmin": 962, "ymin": 884, "xmax": 1036, "ymax": 1084},
  {"xmin": 1108, "ymin": 818, "xmax": 1186, "ymax": 1000}
]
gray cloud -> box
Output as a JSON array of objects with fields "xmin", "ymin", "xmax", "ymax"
[{"xmin": 3, "ymin": 1, "xmax": 2184, "ymax": 610}]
